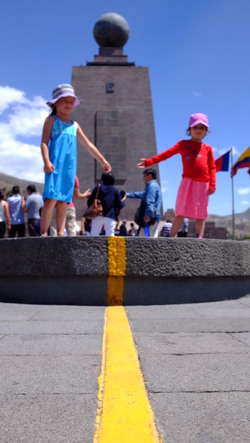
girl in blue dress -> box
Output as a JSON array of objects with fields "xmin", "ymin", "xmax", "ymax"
[{"xmin": 40, "ymin": 84, "xmax": 111, "ymax": 236}]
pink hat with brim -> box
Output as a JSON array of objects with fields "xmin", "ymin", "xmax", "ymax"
[
  {"xmin": 46, "ymin": 83, "xmax": 83, "ymax": 108},
  {"xmin": 189, "ymin": 113, "xmax": 209, "ymax": 128}
]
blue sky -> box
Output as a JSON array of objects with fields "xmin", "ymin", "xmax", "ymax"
[{"xmin": 1, "ymin": 0, "xmax": 250, "ymax": 216}]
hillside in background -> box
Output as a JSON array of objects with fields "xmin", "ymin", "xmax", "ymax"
[
  {"xmin": 0, "ymin": 172, "xmax": 44, "ymax": 196},
  {"xmin": 208, "ymin": 208, "xmax": 250, "ymax": 238},
  {"xmin": 0, "ymin": 171, "xmax": 249, "ymax": 238}
]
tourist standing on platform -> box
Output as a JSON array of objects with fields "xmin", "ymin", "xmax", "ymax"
[
  {"xmin": 137, "ymin": 113, "xmax": 216, "ymax": 239},
  {"xmin": 159, "ymin": 220, "xmax": 172, "ymax": 237},
  {"xmin": 7, "ymin": 186, "xmax": 25, "ymax": 238},
  {"xmin": 119, "ymin": 220, "xmax": 128, "ymax": 236},
  {"xmin": 23, "ymin": 185, "xmax": 44, "ymax": 236},
  {"xmin": 0, "ymin": 190, "xmax": 11, "ymax": 238},
  {"xmin": 40, "ymin": 83, "xmax": 111, "ymax": 237},
  {"xmin": 126, "ymin": 168, "xmax": 161, "ymax": 237},
  {"xmin": 87, "ymin": 172, "xmax": 125, "ymax": 237}
]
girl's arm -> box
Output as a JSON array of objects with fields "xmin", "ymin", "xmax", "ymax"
[
  {"xmin": 4, "ymin": 202, "xmax": 11, "ymax": 231},
  {"xmin": 77, "ymin": 124, "xmax": 111, "ymax": 172},
  {"xmin": 74, "ymin": 187, "xmax": 91, "ymax": 200},
  {"xmin": 137, "ymin": 142, "xmax": 182, "ymax": 169},
  {"xmin": 41, "ymin": 117, "xmax": 55, "ymax": 173}
]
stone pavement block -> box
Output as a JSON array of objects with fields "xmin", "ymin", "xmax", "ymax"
[
  {"xmin": 0, "ymin": 334, "xmax": 103, "ymax": 356},
  {"xmin": 139, "ymin": 353, "xmax": 250, "ymax": 392},
  {"xmin": 0, "ymin": 306, "xmax": 40, "ymax": 321},
  {"xmin": 240, "ymin": 296, "xmax": 250, "ymax": 307},
  {"xmin": 133, "ymin": 331, "xmax": 248, "ymax": 354},
  {"xmin": 0, "ymin": 393, "xmax": 97, "ymax": 443},
  {"xmin": 128, "ymin": 298, "xmax": 250, "ymax": 319},
  {"xmin": 193, "ymin": 299, "xmax": 250, "ymax": 317},
  {"xmin": 128, "ymin": 316, "xmax": 250, "ymax": 333},
  {"xmin": 0, "ymin": 355, "xmax": 101, "ymax": 394},
  {"xmin": 29, "ymin": 305, "xmax": 106, "ymax": 321},
  {"xmin": 0, "ymin": 303, "xmax": 104, "ymax": 443},
  {"xmin": 0, "ymin": 319, "xmax": 104, "ymax": 335},
  {"xmin": 150, "ymin": 392, "xmax": 250, "ymax": 443},
  {"xmin": 233, "ymin": 332, "xmax": 250, "ymax": 347}
]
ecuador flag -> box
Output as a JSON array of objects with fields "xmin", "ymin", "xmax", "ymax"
[
  {"xmin": 231, "ymin": 147, "xmax": 250, "ymax": 177},
  {"xmin": 215, "ymin": 150, "xmax": 230, "ymax": 172}
]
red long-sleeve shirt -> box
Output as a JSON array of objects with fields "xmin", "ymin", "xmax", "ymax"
[{"xmin": 145, "ymin": 140, "xmax": 216, "ymax": 192}]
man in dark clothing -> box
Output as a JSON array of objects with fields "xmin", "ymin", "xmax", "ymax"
[
  {"xmin": 119, "ymin": 220, "xmax": 128, "ymax": 236},
  {"xmin": 87, "ymin": 172, "xmax": 125, "ymax": 236}
]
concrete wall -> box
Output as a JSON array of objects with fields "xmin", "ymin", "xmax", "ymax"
[{"xmin": 0, "ymin": 237, "xmax": 250, "ymax": 305}]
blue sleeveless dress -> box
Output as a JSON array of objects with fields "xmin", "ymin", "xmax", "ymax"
[{"xmin": 43, "ymin": 116, "xmax": 77, "ymax": 204}]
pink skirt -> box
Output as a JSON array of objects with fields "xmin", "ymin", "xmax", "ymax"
[{"xmin": 175, "ymin": 178, "xmax": 209, "ymax": 219}]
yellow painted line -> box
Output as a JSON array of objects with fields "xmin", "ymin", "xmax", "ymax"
[
  {"xmin": 94, "ymin": 306, "xmax": 162, "ymax": 442},
  {"xmin": 108, "ymin": 236, "xmax": 126, "ymax": 277},
  {"xmin": 107, "ymin": 237, "xmax": 126, "ymax": 306}
]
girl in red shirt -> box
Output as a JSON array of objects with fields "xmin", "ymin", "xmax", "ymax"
[{"xmin": 137, "ymin": 113, "xmax": 216, "ymax": 238}]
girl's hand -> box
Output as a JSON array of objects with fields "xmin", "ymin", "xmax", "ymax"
[
  {"xmin": 83, "ymin": 188, "xmax": 91, "ymax": 198},
  {"xmin": 137, "ymin": 158, "xmax": 146, "ymax": 168},
  {"xmin": 101, "ymin": 159, "xmax": 112, "ymax": 172},
  {"xmin": 44, "ymin": 161, "xmax": 55, "ymax": 174},
  {"xmin": 208, "ymin": 188, "xmax": 215, "ymax": 195}
]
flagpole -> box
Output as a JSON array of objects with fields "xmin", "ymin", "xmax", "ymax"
[{"xmin": 230, "ymin": 147, "xmax": 235, "ymax": 240}]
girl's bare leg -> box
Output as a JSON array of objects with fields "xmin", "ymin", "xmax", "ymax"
[
  {"xmin": 196, "ymin": 219, "xmax": 205, "ymax": 238},
  {"xmin": 169, "ymin": 216, "xmax": 184, "ymax": 237},
  {"xmin": 56, "ymin": 201, "xmax": 67, "ymax": 236},
  {"xmin": 40, "ymin": 199, "xmax": 57, "ymax": 236}
]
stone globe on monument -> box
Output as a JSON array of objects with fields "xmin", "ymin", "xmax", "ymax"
[{"xmin": 71, "ymin": 12, "xmax": 160, "ymax": 220}]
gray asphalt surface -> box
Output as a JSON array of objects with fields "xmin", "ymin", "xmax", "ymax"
[{"xmin": 1, "ymin": 297, "xmax": 250, "ymax": 443}]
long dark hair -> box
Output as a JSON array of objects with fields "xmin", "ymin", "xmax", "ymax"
[{"xmin": 50, "ymin": 105, "xmax": 57, "ymax": 116}]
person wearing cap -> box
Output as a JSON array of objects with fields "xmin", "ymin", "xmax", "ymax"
[
  {"xmin": 137, "ymin": 113, "xmax": 216, "ymax": 239},
  {"xmin": 40, "ymin": 83, "xmax": 111, "ymax": 236},
  {"xmin": 126, "ymin": 168, "xmax": 161, "ymax": 237}
]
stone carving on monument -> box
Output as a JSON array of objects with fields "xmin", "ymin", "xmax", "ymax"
[{"xmin": 71, "ymin": 12, "xmax": 161, "ymax": 220}]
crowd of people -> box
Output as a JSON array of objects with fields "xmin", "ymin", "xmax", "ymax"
[
  {"xmin": 0, "ymin": 185, "xmax": 43, "ymax": 239},
  {"xmin": 0, "ymin": 83, "xmax": 217, "ymax": 240}
]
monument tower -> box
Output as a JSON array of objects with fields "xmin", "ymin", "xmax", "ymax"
[{"xmin": 71, "ymin": 12, "xmax": 160, "ymax": 220}]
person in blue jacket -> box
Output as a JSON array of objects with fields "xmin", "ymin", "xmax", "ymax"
[{"xmin": 126, "ymin": 168, "xmax": 161, "ymax": 237}]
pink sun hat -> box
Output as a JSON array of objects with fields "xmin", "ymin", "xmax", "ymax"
[
  {"xmin": 189, "ymin": 113, "xmax": 209, "ymax": 128},
  {"xmin": 46, "ymin": 83, "xmax": 83, "ymax": 108}
]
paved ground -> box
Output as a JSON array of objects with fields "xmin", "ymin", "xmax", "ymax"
[{"xmin": 0, "ymin": 297, "xmax": 250, "ymax": 443}]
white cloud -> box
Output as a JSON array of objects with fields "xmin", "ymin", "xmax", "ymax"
[
  {"xmin": 0, "ymin": 85, "xmax": 48, "ymax": 183},
  {"xmin": 238, "ymin": 187, "xmax": 250, "ymax": 195},
  {"xmin": 214, "ymin": 146, "xmax": 239, "ymax": 157},
  {"xmin": 232, "ymin": 145, "xmax": 240, "ymax": 156},
  {"xmin": 161, "ymin": 186, "xmax": 169, "ymax": 194},
  {"xmin": 0, "ymin": 85, "xmax": 26, "ymax": 114},
  {"xmin": 191, "ymin": 90, "xmax": 202, "ymax": 98},
  {"xmin": 240, "ymin": 200, "xmax": 249, "ymax": 206}
]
